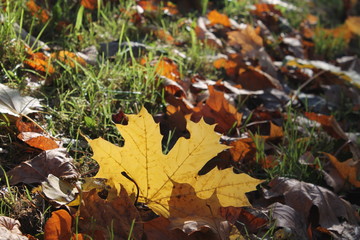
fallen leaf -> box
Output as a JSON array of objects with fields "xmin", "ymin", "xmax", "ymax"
[
  {"xmin": 220, "ymin": 207, "xmax": 267, "ymax": 234},
  {"xmin": 79, "ymin": 186, "xmax": 143, "ymax": 240},
  {"xmin": 0, "ymin": 216, "xmax": 28, "ymax": 240},
  {"xmin": 304, "ymin": 112, "xmax": 347, "ymax": 139},
  {"xmin": 8, "ymin": 148, "xmax": 79, "ymax": 185},
  {"xmin": 154, "ymin": 57, "xmax": 181, "ymax": 82},
  {"xmin": 50, "ymin": 51, "xmax": 87, "ymax": 68},
  {"xmin": 18, "ymin": 132, "xmax": 59, "ymax": 150},
  {"xmin": 24, "ymin": 49, "xmax": 55, "ymax": 74},
  {"xmin": 267, "ymin": 202, "xmax": 308, "ymax": 239},
  {"xmin": 227, "ymin": 26, "xmax": 263, "ymax": 59},
  {"xmin": 26, "ymin": 0, "xmax": 50, "ymax": 23},
  {"xmin": 44, "ymin": 210, "xmax": 73, "ymax": 240},
  {"xmin": 41, "ymin": 174, "xmax": 79, "ymax": 205},
  {"xmin": 87, "ymin": 107, "xmax": 261, "ymax": 218},
  {"xmin": 345, "ymin": 16, "xmax": 360, "ymax": 36},
  {"xmin": 0, "ymin": 83, "xmax": 42, "ymax": 117},
  {"xmin": 168, "ymin": 181, "xmax": 231, "ymax": 239},
  {"xmin": 207, "ymin": 10, "xmax": 231, "ymax": 27},
  {"xmin": 81, "ymin": 0, "xmax": 98, "ymax": 10},
  {"xmin": 195, "ymin": 17, "xmax": 223, "ymax": 48},
  {"xmin": 324, "ymin": 153, "xmax": 360, "ymax": 188},
  {"xmin": 144, "ymin": 217, "xmax": 190, "ymax": 240},
  {"xmin": 262, "ymin": 177, "xmax": 360, "ymax": 232},
  {"xmin": 194, "ymin": 85, "xmax": 242, "ymax": 133}
]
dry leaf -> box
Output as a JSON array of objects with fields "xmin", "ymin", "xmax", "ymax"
[
  {"xmin": 8, "ymin": 148, "xmax": 79, "ymax": 185},
  {"xmin": 0, "ymin": 83, "xmax": 42, "ymax": 117},
  {"xmin": 87, "ymin": 107, "xmax": 261, "ymax": 218},
  {"xmin": 81, "ymin": 0, "xmax": 97, "ymax": 10},
  {"xmin": 345, "ymin": 16, "xmax": 360, "ymax": 36},
  {"xmin": 44, "ymin": 210, "xmax": 73, "ymax": 240},
  {"xmin": 263, "ymin": 177, "xmax": 360, "ymax": 231},
  {"xmin": 50, "ymin": 51, "xmax": 87, "ymax": 68},
  {"xmin": 41, "ymin": 174, "xmax": 79, "ymax": 205},
  {"xmin": 207, "ymin": 10, "xmax": 231, "ymax": 27},
  {"xmin": 17, "ymin": 132, "xmax": 59, "ymax": 150},
  {"xmin": 79, "ymin": 186, "xmax": 142, "ymax": 240},
  {"xmin": 194, "ymin": 85, "xmax": 242, "ymax": 133},
  {"xmin": 324, "ymin": 153, "xmax": 360, "ymax": 188},
  {"xmin": 144, "ymin": 217, "xmax": 191, "ymax": 240},
  {"xmin": 168, "ymin": 181, "xmax": 231, "ymax": 239},
  {"xmin": 227, "ymin": 26, "xmax": 263, "ymax": 59},
  {"xmin": 0, "ymin": 216, "xmax": 28, "ymax": 240},
  {"xmin": 26, "ymin": 0, "xmax": 50, "ymax": 23}
]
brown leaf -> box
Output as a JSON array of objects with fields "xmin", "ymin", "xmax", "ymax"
[
  {"xmin": 193, "ymin": 85, "xmax": 242, "ymax": 133},
  {"xmin": 17, "ymin": 132, "xmax": 59, "ymax": 150},
  {"xmin": 267, "ymin": 202, "xmax": 308, "ymax": 239},
  {"xmin": 324, "ymin": 153, "xmax": 360, "ymax": 188},
  {"xmin": 168, "ymin": 181, "xmax": 231, "ymax": 240},
  {"xmin": 8, "ymin": 148, "xmax": 79, "ymax": 185},
  {"xmin": 304, "ymin": 112, "xmax": 347, "ymax": 139},
  {"xmin": 79, "ymin": 186, "xmax": 143, "ymax": 240},
  {"xmin": 227, "ymin": 26, "xmax": 263, "ymax": 59},
  {"xmin": 195, "ymin": 17, "xmax": 223, "ymax": 48},
  {"xmin": 144, "ymin": 217, "xmax": 191, "ymax": 240},
  {"xmin": 220, "ymin": 207, "xmax": 267, "ymax": 233},
  {"xmin": 263, "ymin": 177, "xmax": 360, "ymax": 231},
  {"xmin": 0, "ymin": 216, "xmax": 28, "ymax": 240}
]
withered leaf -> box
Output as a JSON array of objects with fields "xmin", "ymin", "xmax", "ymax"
[
  {"xmin": 79, "ymin": 186, "xmax": 143, "ymax": 240},
  {"xmin": 8, "ymin": 148, "xmax": 79, "ymax": 185}
]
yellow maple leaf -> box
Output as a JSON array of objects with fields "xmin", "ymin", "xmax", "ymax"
[{"xmin": 87, "ymin": 107, "xmax": 261, "ymax": 217}]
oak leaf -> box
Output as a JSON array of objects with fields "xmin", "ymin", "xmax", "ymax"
[{"xmin": 87, "ymin": 107, "xmax": 261, "ymax": 218}]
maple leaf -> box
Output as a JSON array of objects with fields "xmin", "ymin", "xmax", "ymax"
[{"xmin": 87, "ymin": 107, "xmax": 261, "ymax": 218}]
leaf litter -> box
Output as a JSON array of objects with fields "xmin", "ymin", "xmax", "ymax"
[{"xmin": 1, "ymin": 0, "xmax": 360, "ymax": 239}]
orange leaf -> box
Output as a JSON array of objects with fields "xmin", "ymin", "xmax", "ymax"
[
  {"xmin": 18, "ymin": 132, "xmax": 59, "ymax": 150},
  {"xmin": 26, "ymin": 0, "xmax": 50, "ymax": 23},
  {"xmin": 51, "ymin": 51, "xmax": 87, "ymax": 68},
  {"xmin": 194, "ymin": 85, "xmax": 242, "ymax": 133},
  {"xmin": 44, "ymin": 210, "xmax": 72, "ymax": 240},
  {"xmin": 81, "ymin": 0, "xmax": 97, "ymax": 10},
  {"xmin": 154, "ymin": 29, "xmax": 174, "ymax": 44},
  {"xmin": 155, "ymin": 57, "xmax": 181, "ymax": 82},
  {"xmin": 324, "ymin": 153, "xmax": 360, "ymax": 188},
  {"xmin": 304, "ymin": 112, "xmax": 347, "ymax": 139},
  {"xmin": 207, "ymin": 10, "xmax": 231, "ymax": 27},
  {"xmin": 345, "ymin": 16, "xmax": 360, "ymax": 36}
]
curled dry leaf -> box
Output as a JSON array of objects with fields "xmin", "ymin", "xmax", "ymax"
[
  {"xmin": 195, "ymin": 17, "xmax": 223, "ymax": 48},
  {"xmin": 267, "ymin": 202, "xmax": 308, "ymax": 239},
  {"xmin": 41, "ymin": 174, "xmax": 79, "ymax": 205},
  {"xmin": 79, "ymin": 186, "xmax": 143, "ymax": 240},
  {"xmin": 262, "ymin": 177, "xmax": 360, "ymax": 233},
  {"xmin": 0, "ymin": 216, "xmax": 28, "ymax": 240},
  {"xmin": 8, "ymin": 148, "xmax": 79, "ymax": 185},
  {"xmin": 0, "ymin": 83, "xmax": 42, "ymax": 117},
  {"xmin": 87, "ymin": 107, "xmax": 261, "ymax": 219}
]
